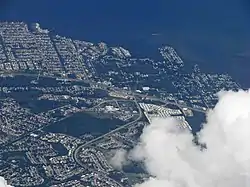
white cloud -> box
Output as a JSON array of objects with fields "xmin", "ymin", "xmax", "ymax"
[
  {"xmin": 109, "ymin": 148, "xmax": 129, "ymax": 170},
  {"xmin": 133, "ymin": 178, "xmax": 173, "ymax": 187},
  {"xmin": 121, "ymin": 89, "xmax": 250, "ymax": 187},
  {"xmin": 0, "ymin": 176, "xmax": 13, "ymax": 187}
]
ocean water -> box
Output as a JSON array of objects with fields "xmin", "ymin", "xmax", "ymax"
[
  {"xmin": 1, "ymin": 1, "xmax": 249, "ymax": 136},
  {"xmin": 0, "ymin": 0, "xmax": 250, "ymax": 86}
]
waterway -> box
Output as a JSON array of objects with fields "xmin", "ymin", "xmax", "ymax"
[
  {"xmin": 44, "ymin": 112, "xmax": 124, "ymax": 138},
  {"xmin": 0, "ymin": 0, "xmax": 250, "ymax": 86}
]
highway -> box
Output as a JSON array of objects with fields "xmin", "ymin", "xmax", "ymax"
[
  {"xmin": 71, "ymin": 98, "xmax": 142, "ymax": 187},
  {"xmin": 2, "ymin": 72, "xmax": 208, "ymax": 156},
  {"xmin": 72, "ymin": 98, "xmax": 143, "ymax": 166},
  {"xmin": 1, "ymin": 71, "xmax": 208, "ymax": 113},
  {"xmin": 72, "ymin": 89, "xmax": 207, "ymax": 168},
  {"xmin": 143, "ymin": 95, "xmax": 207, "ymax": 113},
  {"xmin": 1, "ymin": 71, "xmax": 207, "ymax": 141},
  {"xmin": 2, "ymin": 104, "xmax": 78, "ymax": 147}
]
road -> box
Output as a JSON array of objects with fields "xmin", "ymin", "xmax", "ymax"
[
  {"xmin": 71, "ymin": 98, "xmax": 142, "ymax": 187},
  {"xmin": 73, "ymin": 98, "xmax": 143, "ymax": 166},
  {"xmin": 0, "ymin": 72, "xmax": 207, "ymax": 147},
  {"xmin": 1, "ymin": 72, "xmax": 207, "ymax": 150},
  {"xmin": 72, "ymin": 89, "xmax": 206, "ymax": 167},
  {"xmin": 1, "ymin": 72, "xmax": 207, "ymax": 149},
  {"xmin": 1, "ymin": 71, "xmax": 208, "ymax": 113},
  {"xmin": 124, "ymin": 89, "xmax": 207, "ymax": 113},
  {"xmin": 144, "ymin": 96, "xmax": 207, "ymax": 113},
  {"xmin": 0, "ymin": 71, "xmax": 209, "ymax": 186},
  {"xmin": 2, "ymin": 104, "xmax": 77, "ymax": 147}
]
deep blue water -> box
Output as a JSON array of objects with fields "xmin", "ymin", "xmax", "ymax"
[
  {"xmin": 44, "ymin": 112, "xmax": 123, "ymax": 137},
  {"xmin": 186, "ymin": 111, "xmax": 206, "ymax": 133},
  {"xmin": 50, "ymin": 142, "xmax": 68, "ymax": 155},
  {"xmin": 1, "ymin": 0, "xmax": 250, "ymax": 86}
]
